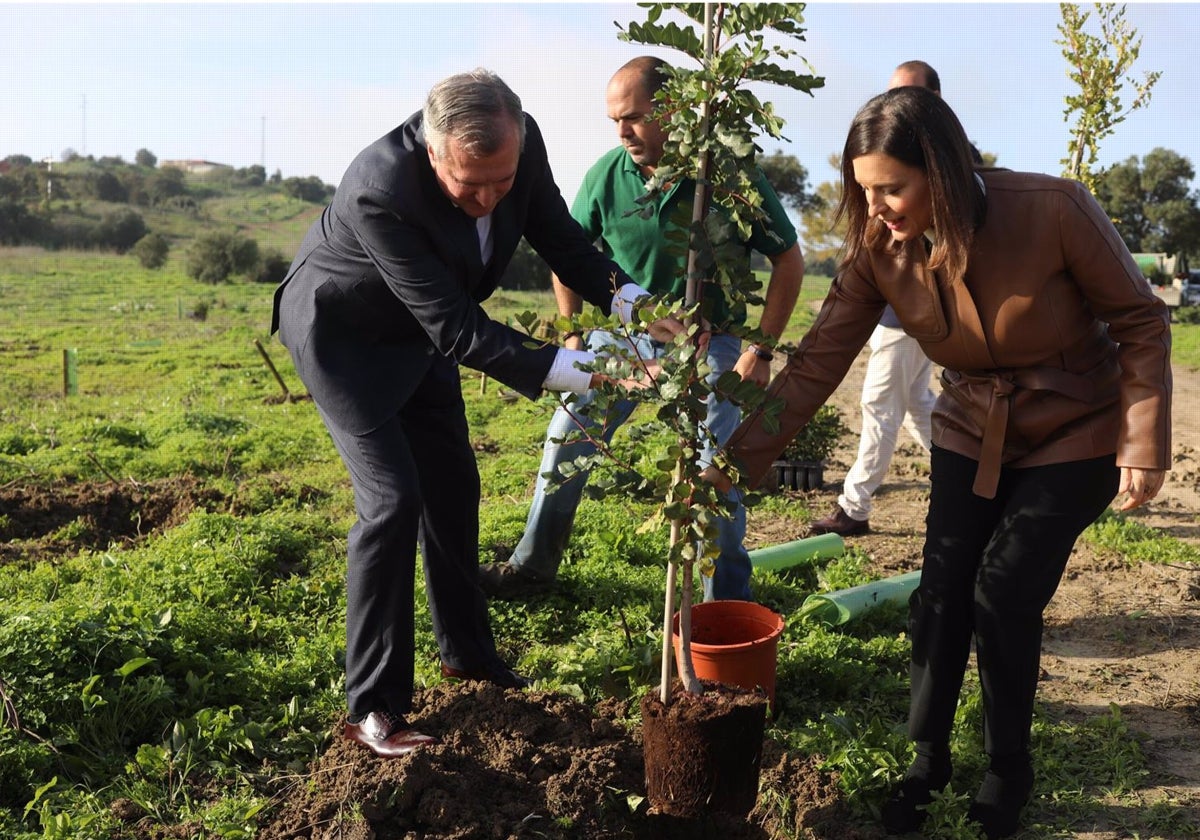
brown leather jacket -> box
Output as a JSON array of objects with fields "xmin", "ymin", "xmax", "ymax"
[{"xmin": 727, "ymin": 170, "xmax": 1172, "ymax": 498}]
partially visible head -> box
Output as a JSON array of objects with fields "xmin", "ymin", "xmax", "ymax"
[
  {"xmin": 836, "ymin": 86, "xmax": 984, "ymax": 279},
  {"xmin": 423, "ymin": 69, "xmax": 525, "ymax": 217},
  {"xmin": 606, "ymin": 56, "xmax": 670, "ymax": 173},
  {"xmin": 888, "ymin": 60, "xmax": 941, "ymax": 95}
]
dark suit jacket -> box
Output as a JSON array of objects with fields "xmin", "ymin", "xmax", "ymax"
[{"xmin": 271, "ymin": 112, "xmax": 631, "ymax": 435}]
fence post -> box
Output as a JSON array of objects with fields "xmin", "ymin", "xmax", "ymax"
[{"xmin": 62, "ymin": 348, "xmax": 78, "ymax": 396}]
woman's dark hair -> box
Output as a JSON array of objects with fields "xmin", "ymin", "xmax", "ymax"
[{"xmin": 835, "ymin": 86, "xmax": 984, "ymax": 282}]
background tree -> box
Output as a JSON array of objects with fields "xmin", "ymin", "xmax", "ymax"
[
  {"xmin": 1058, "ymin": 2, "xmax": 1160, "ymax": 193},
  {"xmin": 146, "ymin": 167, "xmax": 187, "ymax": 206},
  {"xmin": 236, "ymin": 164, "xmax": 266, "ymax": 187},
  {"xmin": 799, "ymin": 153, "xmax": 844, "ymax": 276},
  {"xmin": 135, "ymin": 148, "xmax": 157, "ymax": 168},
  {"xmin": 757, "ymin": 149, "xmax": 817, "ymax": 214},
  {"xmin": 92, "ymin": 170, "xmax": 129, "ymax": 203},
  {"xmin": 499, "ymin": 238, "xmax": 552, "ymax": 291},
  {"xmin": 1095, "ymin": 147, "xmax": 1200, "ymax": 257},
  {"xmin": 281, "ymin": 175, "xmax": 330, "ymax": 203}
]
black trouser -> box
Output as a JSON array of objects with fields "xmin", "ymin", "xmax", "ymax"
[
  {"xmin": 319, "ymin": 357, "xmax": 501, "ymax": 717},
  {"xmin": 909, "ymin": 447, "xmax": 1119, "ymax": 757}
]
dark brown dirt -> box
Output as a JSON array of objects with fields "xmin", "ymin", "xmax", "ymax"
[
  {"xmin": 641, "ymin": 682, "xmax": 769, "ymax": 819},
  {"xmin": 255, "ymin": 683, "xmax": 860, "ymax": 840},
  {"xmin": 0, "ymin": 476, "xmax": 225, "ymax": 565}
]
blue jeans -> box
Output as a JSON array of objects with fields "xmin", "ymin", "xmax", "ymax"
[{"xmin": 509, "ymin": 331, "xmax": 752, "ymax": 601}]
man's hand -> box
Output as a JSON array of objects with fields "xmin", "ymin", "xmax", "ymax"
[
  {"xmin": 734, "ymin": 347, "xmax": 773, "ymax": 387},
  {"xmin": 646, "ymin": 315, "xmax": 688, "ymax": 344},
  {"xmin": 1116, "ymin": 467, "xmax": 1166, "ymax": 511},
  {"xmin": 589, "ymin": 359, "xmax": 662, "ymax": 391}
]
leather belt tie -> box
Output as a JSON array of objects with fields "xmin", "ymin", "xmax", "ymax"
[
  {"xmin": 966, "ymin": 368, "xmax": 1096, "ymax": 499},
  {"xmin": 974, "ymin": 376, "xmax": 1015, "ymax": 499}
]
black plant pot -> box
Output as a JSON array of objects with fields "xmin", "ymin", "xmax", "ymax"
[{"xmin": 761, "ymin": 459, "xmax": 825, "ymax": 492}]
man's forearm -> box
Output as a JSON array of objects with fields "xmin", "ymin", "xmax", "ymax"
[
  {"xmin": 757, "ymin": 243, "xmax": 805, "ymax": 341},
  {"xmin": 551, "ymin": 273, "xmax": 584, "ymax": 319}
]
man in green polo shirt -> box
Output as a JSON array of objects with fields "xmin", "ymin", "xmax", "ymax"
[{"xmin": 480, "ymin": 55, "xmax": 805, "ymax": 600}]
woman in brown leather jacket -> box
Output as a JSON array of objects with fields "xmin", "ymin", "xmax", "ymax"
[{"xmin": 724, "ymin": 87, "xmax": 1171, "ymax": 838}]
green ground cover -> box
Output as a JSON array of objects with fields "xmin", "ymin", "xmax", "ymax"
[{"xmin": 0, "ymin": 249, "xmax": 1193, "ymax": 838}]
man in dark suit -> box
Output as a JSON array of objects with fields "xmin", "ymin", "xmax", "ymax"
[{"xmin": 271, "ymin": 69, "xmax": 678, "ymax": 758}]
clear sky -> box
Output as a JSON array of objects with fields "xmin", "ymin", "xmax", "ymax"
[{"xmin": 5, "ymin": 2, "xmax": 1198, "ymax": 233}]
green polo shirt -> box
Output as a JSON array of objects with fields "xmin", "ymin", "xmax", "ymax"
[{"xmin": 571, "ymin": 146, "xmax": 797, "ymax": 328}]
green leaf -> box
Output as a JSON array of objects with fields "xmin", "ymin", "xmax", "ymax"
[{"xmin": 116, "ymin": 656, "xmax": 155, "ymax": 677}]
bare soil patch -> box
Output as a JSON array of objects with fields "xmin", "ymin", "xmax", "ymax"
[{"xmin": 0, "ymin": 476, "xmax": 225, "ymax": 566}]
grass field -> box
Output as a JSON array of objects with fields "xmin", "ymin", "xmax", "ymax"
[{"xmin": 0, "ymin": 248, "xmax": 1194, "ymax": 838}]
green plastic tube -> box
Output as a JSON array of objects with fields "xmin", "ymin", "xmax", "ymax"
[
  {"xmin": 799, "ymin": 570, "xmax": 922, "ymax": 626},
  {"xmin": 748, "ymin": 533, "xmax": 844, "ymax": 572}
]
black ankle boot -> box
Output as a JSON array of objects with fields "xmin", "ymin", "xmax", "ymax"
[
  {"xmin": 881, "ymin": 743, "xmax": 952, "ymax": 835},
  {"xmin": 967, "ymin": 755, "xmax": 1034, "ymax": 839}
]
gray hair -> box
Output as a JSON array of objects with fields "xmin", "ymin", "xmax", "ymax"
[{"xmin": 422, "ymin": 69, "xmax": 526, "ymax": 159}]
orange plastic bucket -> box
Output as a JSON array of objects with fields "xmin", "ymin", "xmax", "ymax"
[{"xmin": 672, "ymin": 600, "xmax": 785, "ymax": 708}]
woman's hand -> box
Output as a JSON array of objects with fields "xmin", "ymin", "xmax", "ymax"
[
  {"xmin": 734, "ymin": 346, "xmax": 773, "ymax": 387},
  {"xmin": 1116, "ymin": 467, "xmax": 1166, "ymax": 511}
]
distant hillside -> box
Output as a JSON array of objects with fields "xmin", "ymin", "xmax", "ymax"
[
  {"xmin": 0, "ymin": 152, "xmax": 328, "ymax": 260},
  {"xmin": 0, "ymin": 151, "xmax": 554, "ymax": 291}
]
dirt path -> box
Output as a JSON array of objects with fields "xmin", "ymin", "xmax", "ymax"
[{"xmin": 773, "ymin": 341, "xmax": 1200, "ymax": 836}]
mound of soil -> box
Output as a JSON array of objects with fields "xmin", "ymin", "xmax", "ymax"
[{"xmin": 256, "ymin": 684, "xmax": 859, "ymax": 840}]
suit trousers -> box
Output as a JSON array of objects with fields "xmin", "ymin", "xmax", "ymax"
[
  {"xmin": 318, "ymin": 356, "xmax": 502, "ymax": 717},
  {"xmin": 837, "ymin": 324, "xmax": 936, "ymax": 521},
  {"xmin": 909, "ymin": 447, "xmax": 1118, "ymax": 757}
]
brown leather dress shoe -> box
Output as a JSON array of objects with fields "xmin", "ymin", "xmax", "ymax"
[
  {"xmin": 477, "ymin": 562, "xmax": 553, "ymax": 599},
  {"xmin": 343, "ymin": 711, "xmax": 438, "ymax": 758},
  {"xmin": 808, "ymin": 504, "xmax": 870, "ymax": 537},
  {"xmin": 440, "ymin": 662, "xmax": 533, "ymax": 689}
]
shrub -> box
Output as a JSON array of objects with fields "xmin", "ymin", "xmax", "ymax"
[
  {"xmin": 186, "ymin": 232, "xmax": 260, "ymax": 284},
  {"xmin": 780, "ymin": 404, "xmax": 850, "ymax": 462},
  {"xmin": 1174, "ymin": 305, "xmax": 1200, "ymax": 324},
  {"xmin": 131, "ymin": 232, "xmax": 170, "ymax": 269},
  {"xmin": 255, "ymin": 249, "xmax": 291, "ymax": 285},
  {"xmin": 0, "ymin": 198, "xmax": 38, "ymax": 245},
  {"xmin": 95, "ymin": 207, "xmax": 147, "ymax": 253}
]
